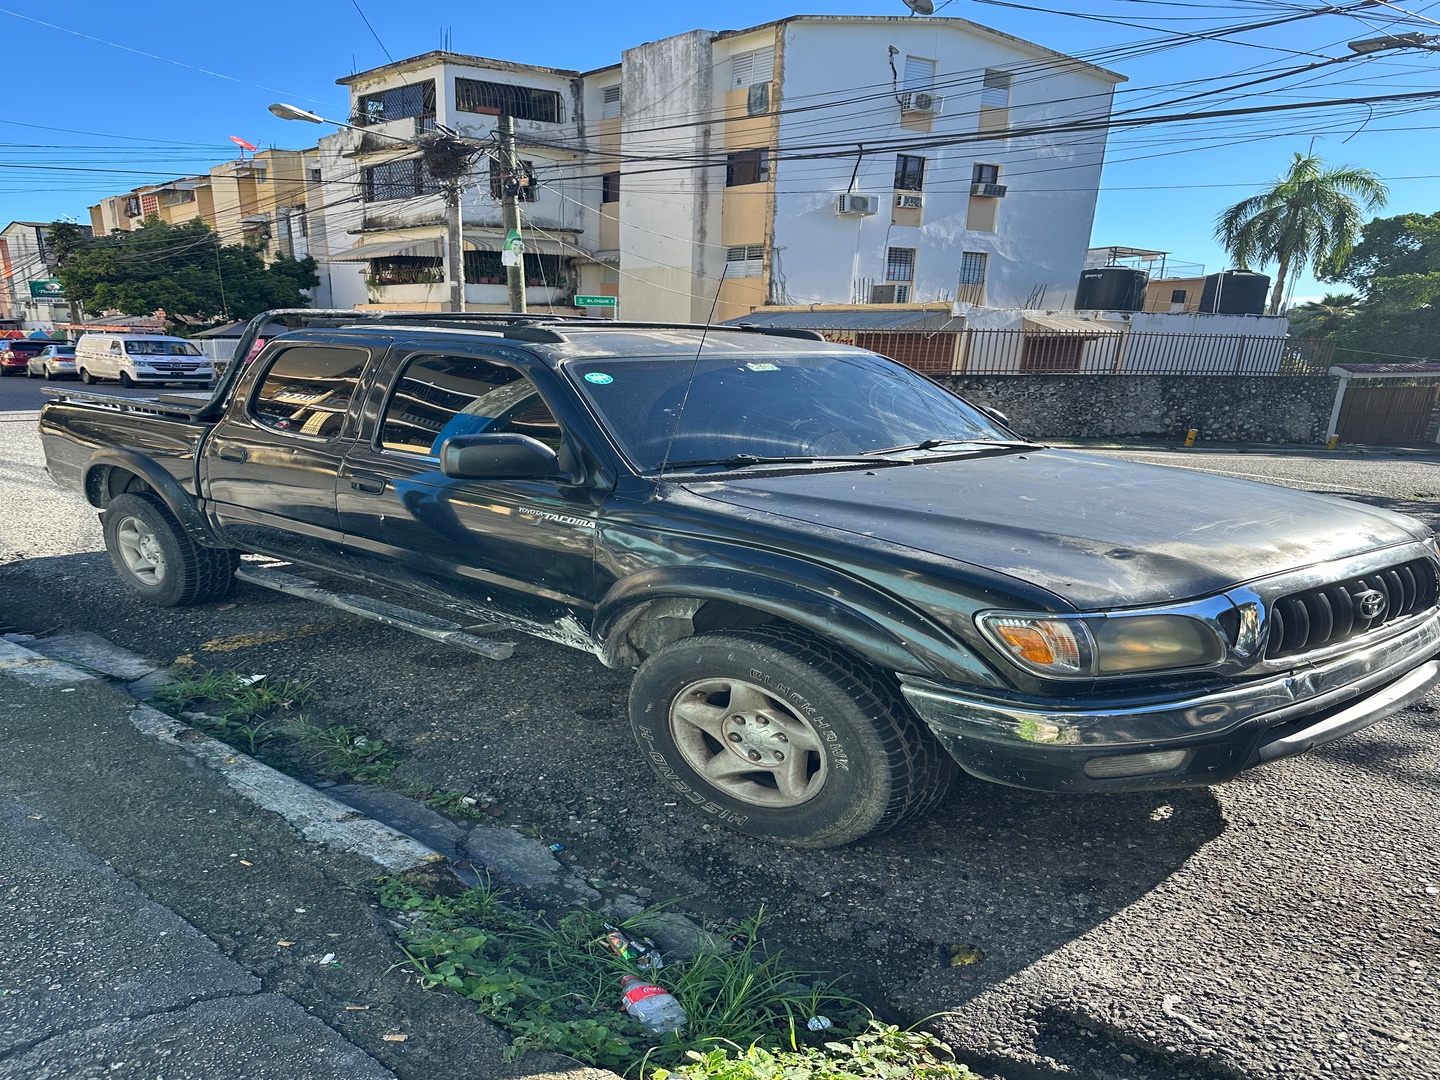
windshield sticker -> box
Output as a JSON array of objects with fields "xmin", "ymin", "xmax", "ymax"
[
  {"xmin": 584, "ymin": 372, "xmax": 614, "ymax": 385},
  {"xmin": 745, "ymin": 362, "xmax": 780, "ymax": 371}
]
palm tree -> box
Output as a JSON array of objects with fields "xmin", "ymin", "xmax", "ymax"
[
  {"xmin": 1285, "ymin": 292, "xmax": 1361, "ymax": 338},
  {"xmin": 1215, "ymin": 153, "xmax": 1387, "ymax": 315}
]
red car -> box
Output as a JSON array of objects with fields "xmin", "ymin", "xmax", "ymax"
[{"xmin": 1, "ymin": 339, "xmax": 49, "ymax": 377}]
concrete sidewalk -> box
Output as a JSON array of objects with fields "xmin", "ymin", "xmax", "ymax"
[{"xmin": 0, "ymin": 668, "xmax": 606, "ymax": 1080}]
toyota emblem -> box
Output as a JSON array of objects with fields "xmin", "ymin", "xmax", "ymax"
[{"xmin": 1355, "ymin": 589, "xmax": 1388, "ymax": 620}]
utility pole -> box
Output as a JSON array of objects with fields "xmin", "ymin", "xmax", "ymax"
[
  {"xmin": 498, "ymin": 114, "xmax": 527, "ymax": 314},
  {"xmin": 445, "ymin": 180, "xmax": 465, "ymax": 313}
]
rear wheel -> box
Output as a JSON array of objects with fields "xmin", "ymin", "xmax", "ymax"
[
  {"xmin": 102, "ymin": 491, "xmax": 238, "ymax": 607},
  {"xmin": 629, "ymin": 626, "xmax": 957, "ymax": 848},
  {"xmin": 42, "ymin": 368, "xmax": 53, "ymax": 381},
  {"xmin": 79, "ymin": 368, "xmax": 95, "ymax": 384}
]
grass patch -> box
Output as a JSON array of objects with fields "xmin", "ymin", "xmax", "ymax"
[
  {"xmin": 153, "ymin": 669, "xmax": 487, "ymax": 815},
  {"xmin": 377, "ymin": 875, "xmax": 974, "ymax": 1079}
]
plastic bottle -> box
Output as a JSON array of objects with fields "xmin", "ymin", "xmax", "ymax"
[{"xmin": 620, "ymin": 975, "xmax": 688, "ymax": 1035}]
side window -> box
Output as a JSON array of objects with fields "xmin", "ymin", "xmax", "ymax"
[
  {"xmin": 110, "ymin": 341, "xmax": 122, "ymax": 354},
  {"xmin": 251, "ymin": 346, "xmax": 368, "ymax": 438},
  {"xmin": 379, "ymin": 353, "xmax": 562, "ymax": 456}
]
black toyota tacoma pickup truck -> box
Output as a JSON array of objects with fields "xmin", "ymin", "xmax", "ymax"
[{"xmin": 38, "ymin": 309, "xmax": 1440, "ymax": 847}]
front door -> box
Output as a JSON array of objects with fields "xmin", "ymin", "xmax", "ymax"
[
  {"xmin": 337, "ymin": 347, "xmax": 605, "ymax": 630},
  {"xmin": 203, "ymin": 341, "xmax": 372, "ymax": 567}
]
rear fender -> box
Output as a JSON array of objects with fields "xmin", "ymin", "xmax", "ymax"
[{"xmin": 83, "ymin": 450, "xmax": 226, "ymax": 549}]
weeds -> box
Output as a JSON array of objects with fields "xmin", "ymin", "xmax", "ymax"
[
  {"xmin": 376, "ymin": 876, "xmax": 972, "ymax": 1078},
  {"xmin": 153, "ymin": 668, "xmax": 478, "ymax": 809}
]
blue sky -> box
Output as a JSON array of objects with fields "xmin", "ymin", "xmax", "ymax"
[{"xmin": 5, "ymin": 0, "xmax": 1438, "ymax": 301}]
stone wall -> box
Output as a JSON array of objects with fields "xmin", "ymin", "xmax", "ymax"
[{"xmin": 942, "ymin": 375, "xmax": 1340, "ymax": 444}]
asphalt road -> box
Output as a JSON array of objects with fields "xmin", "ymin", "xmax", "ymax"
[{"xmin": 2, "ymin": 377, "xmax": 1438, "ymax": 1080}]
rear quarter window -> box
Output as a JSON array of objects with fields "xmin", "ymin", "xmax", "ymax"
[{"xmin": 251, "ymin": 345, "xmax": 369, "ymax": 438}]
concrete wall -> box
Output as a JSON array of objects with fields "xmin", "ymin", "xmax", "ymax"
[
  {"xmin": 944, "ymin": 374, "xmax": 1340, "ymax": 444},
  {"xmin": 618, "ymin": 30, "xmax": 723, "ymax": 322}
]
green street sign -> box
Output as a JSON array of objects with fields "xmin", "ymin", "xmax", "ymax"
[
  {"xmin": 574, "ymin": 295, "xmax": 617, "ymax": 307},
  {"xmin": 29, "ymin": 279, "xmax": 65, "ymax": 300}
]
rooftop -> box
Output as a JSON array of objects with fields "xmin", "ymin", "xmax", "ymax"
[{"xmin": 338, "ymin": 50, "xmax": 582, "ymax": 87}]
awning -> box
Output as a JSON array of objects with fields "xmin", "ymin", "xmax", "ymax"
[
  {"xmin": 461, "ymin": 235, "xmax": 575, "ymax": 257},
  {"xmin": 330, "ymin": 239, "xmax": 443, "ymax": 261},
  {"xmin": 331, "ymin": 234, "xmax": 579, "ymax": 262},
  {"xmin": 1023, "ymin": 316, "xmax": 1124, "ymax": 335}
]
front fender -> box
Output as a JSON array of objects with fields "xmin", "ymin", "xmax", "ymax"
[
  {"xmin": 83, "ymin": 449, "xmax": 227, "ymax": 549},
  {"xmin": 594, "ymin": 564, "xmax": 1006, "ymax": 688}
]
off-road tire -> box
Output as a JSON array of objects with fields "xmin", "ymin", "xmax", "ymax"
[
  {"xmin": 102, "ymin": 492, "xmax": 239, "ymax": 607},
  {"xmin": 629, "ymin": 626, "xmax": 958, "ymax": 847}
]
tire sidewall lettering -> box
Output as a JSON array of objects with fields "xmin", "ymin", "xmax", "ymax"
[{"xmin": 747, "ymin": 665, "xmax": 850, "ymax": 769}]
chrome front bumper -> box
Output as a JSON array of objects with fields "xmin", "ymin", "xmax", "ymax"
[{"xmin": 900, "ymin": 608, "xmax": 1440, "ymax": 792}]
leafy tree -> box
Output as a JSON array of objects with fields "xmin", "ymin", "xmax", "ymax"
[
  {"xmin": 50, "ymin": 217, "xmax": 317, "ymax": 325},
  {"xmin": 1284, "ymin": 292, "xmax": 1360, "ymax": 339},
  {"xmin": 1215, "ymin": 153, "xmax": 1387, "ymax": 315},
  {"xmin": 1323, "ymin": 211, "xmax": 1440, "ymax": 361}
]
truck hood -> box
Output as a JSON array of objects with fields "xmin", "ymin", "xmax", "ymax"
[{"xmin": 684, "ymin": 449, "xmax": 1428, "ymax": 609}]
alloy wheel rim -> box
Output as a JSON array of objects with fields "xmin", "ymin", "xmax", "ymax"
[
  {"xmin": 115, "ymin": 515, "xmax": 166, "ymax": 586},
  {"xmin": 668, "ymin": 677, "xmax": 828, "ymax": 808}
]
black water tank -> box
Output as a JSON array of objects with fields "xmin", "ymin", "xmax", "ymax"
[
  {"xmin": 1075, "ymin": 267, "xmax": 1148, "ymax": 311},
  {"xmin": 1199, "ymin": 270, "xmax": 1270, "ymax": 315}
]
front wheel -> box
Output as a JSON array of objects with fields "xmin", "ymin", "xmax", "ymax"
[
  {"xmin": 102, "ymin": 492, "xmax": 239, "ymax": 607},
  {"xmin": 629, "ymin": 627, "xmax": 958, "ymax": 847},
  {"xmin": 119, "ymin": 371, "xmax": 135, "ymax": 388}
]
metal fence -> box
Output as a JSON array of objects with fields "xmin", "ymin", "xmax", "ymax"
[{"xmin": 822, "ymin": 328, "xmax": 1336, "ymax": 377}]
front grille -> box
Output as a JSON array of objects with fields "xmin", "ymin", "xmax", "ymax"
[{"xmin": 1264, "ymin": 557, "xmax": 1438, "ymax": 660}]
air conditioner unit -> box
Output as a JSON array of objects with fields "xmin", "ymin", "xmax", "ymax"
[
  {"xmin": 895, "ymin": 193, "xmax": 924, "ymax": 210},
  {"xmin": 900, "ymin": 92, "xmax": 944, "ymax": 115},
  {"xmin": 970, "ymin": 183, "xmax": 1008, "ymax": 198},
  {"xmin": 835, "ymin": 193, "xmax": 880, "ymax": 216},
  {"xmin": 870, "ymin": 284, "xmax": 911, "ymax": 304}
]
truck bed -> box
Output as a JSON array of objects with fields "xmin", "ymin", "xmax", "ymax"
[{"xmin": 38, "ymin": 388, "xmax": 216, "ymax": 500}]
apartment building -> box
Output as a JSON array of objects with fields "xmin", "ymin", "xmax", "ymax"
[
  {"xmin": 0, "ymin": 220, "xmax": 91, "ymax": 326},
  {"xmin": 87, "ymin": 148, "xmax": 318, "ymax": 263},
  {"xmin": 324, "ymin": 15, "xmax": 1121, "ymax": 318},
  {"xmin": 614, "ymin": 16, "xmax": 1123, "ymax": 321},
  {"xmin": 320, "ymin": 52, "xmax": 589, "ymax": 311}
]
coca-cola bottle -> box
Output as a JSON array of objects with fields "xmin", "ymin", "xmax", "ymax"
[{"xmin": 620, "ymin": 974, "xmax": 688, "ymax": 1035}]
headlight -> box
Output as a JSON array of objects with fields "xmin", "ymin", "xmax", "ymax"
[{"xmin": 977, "ymin": 611, "xmax": 1224, "ymax": 678}]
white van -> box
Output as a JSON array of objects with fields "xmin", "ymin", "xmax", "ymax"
[{"xmin": 74, "ymin": 334, "xmax": 213, "ymax": 387}]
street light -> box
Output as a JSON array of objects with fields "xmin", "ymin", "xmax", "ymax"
[
  {"xmin": 1348, "ymin": 32, "xmax": 1434, "ymax": 54},
  {"xmin": 267, "ymin": 103, "xmax": 327, "ymax": 124},
  {"xmin": 268, "ymin": 102, "xmax": 475, "ymax": 313}
]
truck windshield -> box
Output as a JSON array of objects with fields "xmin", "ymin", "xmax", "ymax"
[
  {"xmin": 125, "ymin": 340, "xmax": 200, "ymax": 355},
  {"xmin": 568, "ymin": 351, "xmax": 1010, "ymax": 473}
]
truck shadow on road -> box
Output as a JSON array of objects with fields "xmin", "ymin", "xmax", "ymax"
[{"xmin": 0, "ymin": 554, "xmax": 1230, "ymax": 1070}]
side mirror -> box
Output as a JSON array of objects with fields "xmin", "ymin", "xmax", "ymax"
[
  {"xmin": 439, "ymin": 432, "xmax": 561, "ymax": 480},
  {"xmin": 979, "ymin": 405, "xmax": 1011, "ymax": 429}
]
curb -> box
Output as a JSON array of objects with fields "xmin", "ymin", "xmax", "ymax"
[{"xmin": 0, "ymin": 637, "xmax": 445, "ymax": 875}]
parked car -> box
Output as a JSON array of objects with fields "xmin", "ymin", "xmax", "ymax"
[
  {"xmin": 0, "ymin": 338, "xmax": 50, "ymax": 377},
  {"xmin": 73, "ymin": 333, "xmax": 212, "ymax": 387},
  {"xmin": 26, "ymin": 344, "xmax": 77, "ymax": 380},
  {"xmin": 35, "ymin": 310, "xmax": 1440, "ymax": 847}
]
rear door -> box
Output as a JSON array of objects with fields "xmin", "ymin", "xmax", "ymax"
[
  {"xmin": 202, "ymin": 337, "xmax": 378, "ymax": 567},
  {"xmin": 337, "ymin": 343, "xmax": 607, "ymax": 627}
]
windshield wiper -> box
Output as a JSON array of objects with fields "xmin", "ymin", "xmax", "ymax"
[
  {"xmin": 863, "ymin": 438, "xmax": 1036, "ymax": 455},
  {"xmin": 657, "ymin": 453, "xmax": 906, "ymax": 473}
]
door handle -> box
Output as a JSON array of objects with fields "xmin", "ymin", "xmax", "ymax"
[
  {"xmin": 217, "ymin": 446, "xmax": 247, "ymax": 462},
  {"xmin": 350, "ymin": 476, "xmax": 386, "ymax": 494}
]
